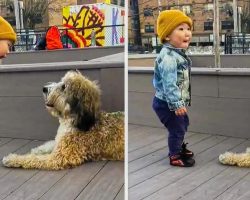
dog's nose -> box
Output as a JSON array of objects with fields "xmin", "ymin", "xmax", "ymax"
[{"xmin": 43, "ymin": 86, "xmax": 48, "ymax": 93}]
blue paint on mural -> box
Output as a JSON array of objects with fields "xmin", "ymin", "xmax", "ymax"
[{"xmin": 112, "ymin": 8, "xmax": 118, "ymax": 45}]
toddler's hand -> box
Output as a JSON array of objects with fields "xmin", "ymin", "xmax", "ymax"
[{"xmin": 175, "ymin": 107, "xmax": 187, "ymax": 116}]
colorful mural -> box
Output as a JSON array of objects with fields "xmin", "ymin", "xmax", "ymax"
[{"xmin": 62, "ymin": 3, "xmax": 125, "ymax": 48}]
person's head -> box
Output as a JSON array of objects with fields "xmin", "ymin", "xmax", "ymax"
[
  {"xmin": 0, "ymin": 16, "xmax": 17, "ymax": 59},
  {"xmin": 157, "ymin": 10, "xmax": 192, "ymax": 49}
]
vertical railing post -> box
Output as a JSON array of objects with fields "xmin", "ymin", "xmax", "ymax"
[{"xmin": 213, "ymin": 0, "xmax": 221, "ymax": 68}]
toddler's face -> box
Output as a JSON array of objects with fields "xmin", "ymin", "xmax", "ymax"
[
  {"xmin": 166, "ymin": 23, "xmax": 192, "ymax": 49},
  {"xmin": 0, "ymin": 40, "xmax": 12, "ymax": 59}
]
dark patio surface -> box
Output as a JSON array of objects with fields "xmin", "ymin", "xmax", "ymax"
[
  {"xmin": 0, "ymin": 137, "xmax": 124, "ymax": 200},
  {"xmin": 128, "ymin": 124, "xmax": 250, "ymax": 200}
]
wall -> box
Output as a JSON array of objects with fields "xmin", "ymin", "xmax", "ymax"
[
  {"xmin": 1, "ymin": 46, "xmax": 124, "ymax": 64},
  {"xmin": 128, "ymin": 67, "xmax": 250, "ymax": 139},
  {"xmin": 128, "ymin": 54, "xmax": 250, "ymax": 68},
  {"xmin": 0, "ymin": 57, "xmax": 124, "ymax": 140}
]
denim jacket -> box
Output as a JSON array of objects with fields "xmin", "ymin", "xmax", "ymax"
[{"xmin": 153, "ymin": 43, "xmax": 192, "ymax": 111}]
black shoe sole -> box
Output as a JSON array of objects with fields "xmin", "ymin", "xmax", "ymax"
[{"xmin": 170, "ymin": 163, "xmax": 195, "ymax": 167}]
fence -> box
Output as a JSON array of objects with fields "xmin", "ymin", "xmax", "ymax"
[
  {"xmin": 129, "ymin": 33, "xmax": 250, "ymax": 55},
  {"xmin": 224, "ymin": 33, "xmax": 250, "ymax": 54},
  {"xmin": 13, "ymin": 25, "xmax": 125, "ymax": 52},
  {"xmin": 129, "ymin": 35, "xmax": 157, "ymax": 53}
]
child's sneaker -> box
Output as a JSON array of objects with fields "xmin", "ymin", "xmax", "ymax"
[
  {"xmin": 169, "ymin": 154, "xmax": 195, "ymax": 167},
  {"xmin": 181, "ymin": 142, "xmax": 194, "ymax": 158}
]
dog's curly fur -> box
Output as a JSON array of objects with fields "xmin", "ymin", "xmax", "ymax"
[
  {"xmin": 2, "ymin": 70, "xmax": 124, "ymax": 170},
  {"xmin": 219, "ymin": 148, "xmax": 250, "ymax": 167}
]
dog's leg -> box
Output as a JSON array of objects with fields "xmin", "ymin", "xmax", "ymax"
[
  {"xmin": 31, "ymin": 140, "xmax": 55, "ymax": 155},
  {"xmin": 219, "ymin": 151, "xmax": 250, "ymax": 167},
  {"xmin": 2, "ymin": 153, "xmax": 58, "ymax": 169},
  {"xmin": 2, "ymin": 151, "xmax": 84, "ymax": 170},
  {"xmin": 2, "ymin": 135, "xmax": 87, "ymax": 170}
]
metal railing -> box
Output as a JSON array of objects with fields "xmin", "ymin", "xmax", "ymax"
[
  {"xmin": 128, "ymin": 35, "xmax": 157, "ymax": 53},
  {"xmin": 224, "ymin": 33, "xmax": 250, "ymax": 54},
  {"xmin": 13, "ymin": 25, "xmax": 125, "ymax": 52},
  {"xmin": 129, "ymin": 34, "xmax": 250, "ymax": 55}
]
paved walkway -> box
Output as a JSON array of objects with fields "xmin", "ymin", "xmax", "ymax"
[
  {"xmin": 0, "ymin": 137, "xmax": 124, "ymax": 200},
  {"xmin": 128, "ymin": 124, "xmax": 250, "ymax": 200}
]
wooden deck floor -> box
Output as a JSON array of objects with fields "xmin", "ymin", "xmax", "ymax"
[
  {"xmin": 128, "ymin": 124, "xmax": 250, "ymax": 200},
  {"xmin": 0, "ymin": 137, "xmax": 124, "ymax": 200}
]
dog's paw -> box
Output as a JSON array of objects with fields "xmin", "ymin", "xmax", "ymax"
[
  {"xmin": 219, "ymin": 153, "xmax": 226, "ymax": 163},
  {"xmin": 2, "ymin": 154, "xmax": 21, "ymax": 168},
  {"xmin": 31, "ymin": 142, "xmax": 54, "ymax": 155},
  {"xmin": 31, "ymin": 147, "xmax": 44, "ymax": 155},
  {"xmin": 219, "ymin": 152, "xmax": 232, "ymax": 164},
  {"xmin": 246, "ymin": 148, "xmax": 250, "ymax": 153}
]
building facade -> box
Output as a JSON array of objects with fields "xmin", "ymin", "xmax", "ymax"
[
  {"xmin": 129, "ymin": 0, "xmax": 142, "ymax": 47},
  {"xmin": 129, "ymin": 0, "xmax": 250, "ymax": 49},
  {"xmin": 78, "ymin": 0, "xmax": 124, "ymax": 6}
]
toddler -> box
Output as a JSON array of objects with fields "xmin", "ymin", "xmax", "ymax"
[
  {"xmin": 0, "ymin": 16, "xmax": 16, "ymax": 59},
  {"xmin": 152, "ymin": 10, "xmax": 194, "ymax": 167}
]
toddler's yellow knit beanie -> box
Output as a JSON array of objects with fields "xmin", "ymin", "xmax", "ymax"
[
  {"xmin": 157, "ymin": 10, "xmax": 192, "ymax": 43},
  {"xmin": 0, "ymin": 16, "xmax": 17, "ymax": 43}
]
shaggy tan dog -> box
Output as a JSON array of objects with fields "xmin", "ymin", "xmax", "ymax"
[
  {"xmin": 219, "ymin": 149, "xmax": 250, "ymax": 167},
  {"xmin": 2, "ymin": 70, "xmax": 124, "ymax": 170}
]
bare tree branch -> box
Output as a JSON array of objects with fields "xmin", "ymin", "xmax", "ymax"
[
  {"xmin": 6, "ymin": 0, "xmax": 68, "ymax": 29},
  {"xmin": 241, "ymin": 0, "xmax": 250, "ymax": 33}
]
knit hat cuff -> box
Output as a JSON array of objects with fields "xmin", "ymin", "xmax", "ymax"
[{"xmin": 0, "ymin": 32, "xmax": 17, "ymax": 43}]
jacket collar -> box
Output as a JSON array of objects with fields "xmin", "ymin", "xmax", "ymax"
[
  {"xmin": 163, "ymin": 43, "xmax": 191, "ymax": 66},
  {"xmin": 163, "ymin": 43, "xmax": 186, "ymax": 55}
]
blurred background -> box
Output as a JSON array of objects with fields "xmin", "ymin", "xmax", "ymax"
[{"xmin": 128, "ymin": 0, "xmax": 250, "ymax": 54}]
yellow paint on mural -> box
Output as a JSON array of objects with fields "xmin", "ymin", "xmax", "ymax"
[
  {"xmin": 63, "ymin": 7, "xmax": 70, "ymax": 18},
  {"xmin": 62, "ymin": 5, "xmax": 105, "ymax": 47}
]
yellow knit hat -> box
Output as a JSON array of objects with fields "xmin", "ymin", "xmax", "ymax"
[
  {"xmin": 0, "ymin": 16, "xmax": 17, "ymax": 43},
  {"xmin": 157, "ymin": 10, "xmax": 192, "ymax": 44}
]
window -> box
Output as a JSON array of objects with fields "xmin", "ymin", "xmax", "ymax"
[
  {"xmin": 133, "ymin": 20, "xmax": 139, "ymax": 26},
  {"xmin": 221, "ymin": 21, "xmax": 234, "ymax": 30},
  {"xmin": 144, "ymin": 8, "xmax": 153, "ymax": 17},
  {"xmin": 204, "ymin": 21, "xmax": 213, "ymax": 31},
  {"xmin": 182, "ymin": 5, "xmax": 191, "ymax": 15},
  {"xmin": 204, "ymin": 3, "xmax": 213, "ymax": 11},
  {"xmin": 145, "ymin": 25, "xmax": 154, "ymax": 33},
  {"xmin": 223, "ymin": 2, "xmax": 233, "ymax": 16},
  {"xmin": 0, "ymin": 0, "xmax": 6, "ymax": 6}
]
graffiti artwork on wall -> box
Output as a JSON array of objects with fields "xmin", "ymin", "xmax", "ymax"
[
  {"xmin": 62, "ymin": 5, "xmax": 105, "ymax": 48},
  {"xmin": 62, "ymin": 3, "xmax": 125, "ymax": 48}
]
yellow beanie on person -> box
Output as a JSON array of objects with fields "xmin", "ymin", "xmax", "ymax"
[
  {"xmin": 0, "ymin": 16, "xmax": 17, "ymax": 43},
  {"xmin": 157, "ymin": 10, "xmax": 192, "ymax": 44}
]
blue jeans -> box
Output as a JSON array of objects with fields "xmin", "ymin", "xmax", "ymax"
[{"xmin": 152, "ymin": 96, "xmax": 189, "ymax": 156}]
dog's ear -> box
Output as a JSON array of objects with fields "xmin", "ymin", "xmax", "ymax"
[
  {"xmin": 70, "ymin": 98, "xmax": 96, "ymax": 131},
  {"xmin": 75, "ymin": 69, "xmax": 81, "ymax": 74},
  {"xmin": 76, "ymin": 110, "xmax": 96, "ymax": 131},
  {"xmin": 71, "ymin": 69, "xmax": 81, "ymax": 74}
]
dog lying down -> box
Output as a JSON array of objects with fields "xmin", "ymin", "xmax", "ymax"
[{"xmin": 2, "ymin": 70, "xmax": 124, "ymax": 170}]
